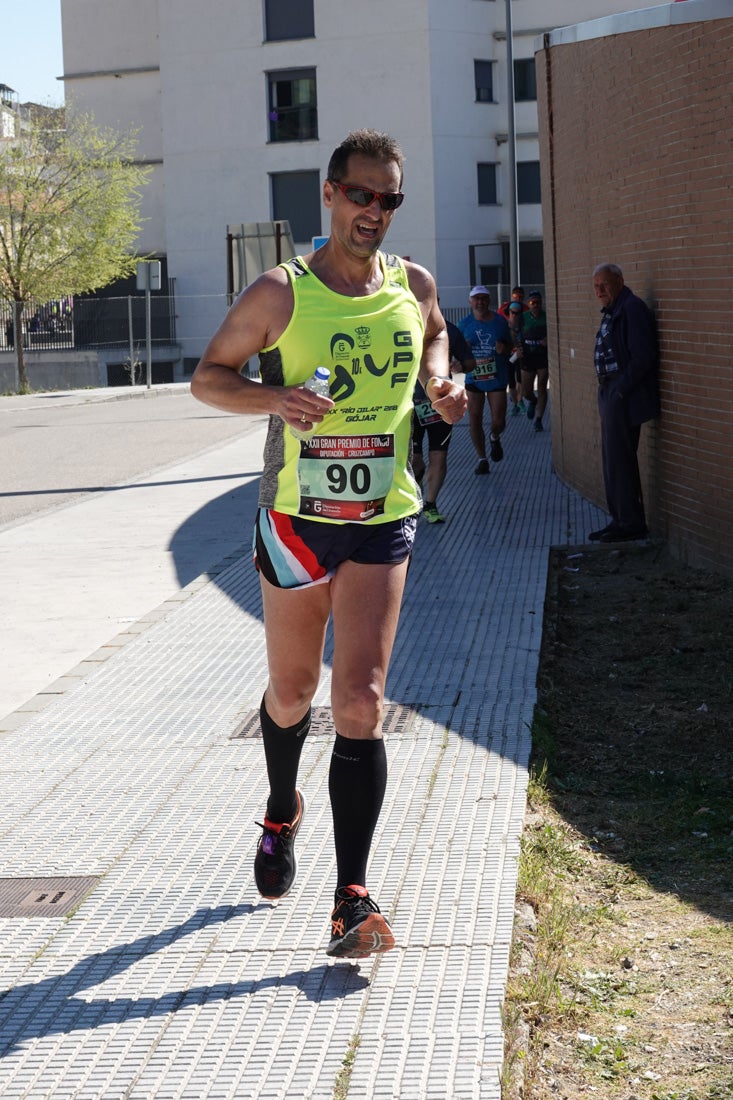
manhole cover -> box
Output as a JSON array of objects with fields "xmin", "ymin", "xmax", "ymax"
[
  {"xmin": 231, "ymin": 703, "xmax": 418, "ymax": 739},
  {"xmin": 0, "ymin": 876, "xmax": 100, "ymax": 918}
]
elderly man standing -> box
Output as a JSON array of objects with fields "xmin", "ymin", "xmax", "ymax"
[{"xmin": 589, "ymin": 263, "xmax": 660, "ymax": 543}]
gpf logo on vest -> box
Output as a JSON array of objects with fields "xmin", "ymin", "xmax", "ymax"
[
  {"xmin": 328, "ymin": 329, "xmax": 416, "ymax": 402},
  {"xmin": 330, "ymin": 333, "xmax": 355, "ymax": 361}
]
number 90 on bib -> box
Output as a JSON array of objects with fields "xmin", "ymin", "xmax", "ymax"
[{"xmin": 296, "ymin": 434, "xmax": 395, "ymax": 521}]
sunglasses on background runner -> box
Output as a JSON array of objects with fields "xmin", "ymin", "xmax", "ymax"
[{"xmin": 328, "ymin": 180, "xmax": 405, "ymax": 211}]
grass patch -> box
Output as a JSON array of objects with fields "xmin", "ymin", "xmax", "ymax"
[{"xmin": 502, "ymin": 546, "xmax": 733, "ymax": 1098}]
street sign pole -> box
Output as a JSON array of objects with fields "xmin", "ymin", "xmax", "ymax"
[
  {"xmin": 145, "ymin": 287, "xmax": 152, "ymax": 388},
  {"xmin": 135, "ymin": 261, "xmax": 161, "ymax": 390},
  {"xmin": 127, "ymin": 296, "xmax": 135, "ymax": 385}
]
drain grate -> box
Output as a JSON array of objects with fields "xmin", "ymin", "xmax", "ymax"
[
  {"xmin": 0, "ymin": 876, "xmax": 100, "ymax": 918},
  {"xmin": 231, "ymin": 703, "xmax": 419, "ymax": 739}
]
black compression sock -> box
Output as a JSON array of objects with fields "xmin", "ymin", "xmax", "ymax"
[
  {"xmin": 260, "ymin": 696, "xmax": 311, "ymax": 823},
  {"xmin": 328, "ymin": 733, "xmax": 387, "ymax": 889}
]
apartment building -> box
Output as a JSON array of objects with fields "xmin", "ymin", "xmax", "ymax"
[{"xmin": 60, "ymin": 0, "xmax": 670, "ymax": 364}]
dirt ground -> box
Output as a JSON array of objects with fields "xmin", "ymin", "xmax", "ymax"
[{"xmin": 506, "ymin": 542, "xmax": 733, "ymax": 1099}]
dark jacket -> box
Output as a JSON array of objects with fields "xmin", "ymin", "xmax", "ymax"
[
  {"xmin": 446, "ymin": 320, "xmax": 476, "ymax": 372},
  {"xmin": 601, "ymin": 285, "xmax": 660, "ymax": 425}
]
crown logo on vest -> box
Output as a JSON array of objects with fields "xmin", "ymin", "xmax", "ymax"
[{"xmin": 355, "ymin": 326, "xmax": 371, "ymax": 349}]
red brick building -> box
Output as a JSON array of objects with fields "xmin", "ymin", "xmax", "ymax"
[{"xmin": 536, "ymin": 0, "xmax": 733, "ymax": 576}]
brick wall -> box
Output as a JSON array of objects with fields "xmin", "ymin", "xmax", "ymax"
[{"xmin": 536, "ymin": 16, "xmax": 733, "ymax": 576}]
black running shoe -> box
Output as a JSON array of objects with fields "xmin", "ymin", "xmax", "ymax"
[
  {"xmin": 254, "ymin": 789, "xmax": 304, "ymax": 899},
  {"xmin": 474, "ymin": 458, "xmax": 490, "ymax": 475},
  {"xmin": 326, "ymin": 885, "xmax": 395, "ymax": 958},
  {"xmin": 489, "ymin": 435, "xmax": 504, "ymax": 462}
]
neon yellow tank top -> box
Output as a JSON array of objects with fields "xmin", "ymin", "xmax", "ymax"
[{"xmin": 258, "ymin": 252, "xmax": 424, "ymax": 523}]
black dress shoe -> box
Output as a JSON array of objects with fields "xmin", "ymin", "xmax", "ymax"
[
  {"xmin": 588, "ymin": 523, "xmax": 617, "ymax": 541},
  {"xmin": 598, "ymin": 525, "xmax": 649, "ymax": 543}
]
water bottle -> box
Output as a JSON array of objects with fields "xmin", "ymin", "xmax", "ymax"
[{"xmin": 290, "ymin": 366, "xmax": 331, "ymax": 440}]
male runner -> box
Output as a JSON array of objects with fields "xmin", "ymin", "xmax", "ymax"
[
  {"xmin": 192, "ymin": 130, "xmax": 466, "ymax": 958},
  {"xmin": 458, "ymin": 286, "xmax": 511, "ymax": 474}
]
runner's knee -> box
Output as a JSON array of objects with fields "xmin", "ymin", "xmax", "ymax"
[{"xmin": 332, "ymin": 684, "xmax": 384, "ymax": 737}]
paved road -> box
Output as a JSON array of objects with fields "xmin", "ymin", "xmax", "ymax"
[
  {"xmin": 0, "ymin": 385, "xmax": 270, "ymax": 721},
  {"xmin": 0, "ymin": 385, "xmax": 258, "ymax": 527}
]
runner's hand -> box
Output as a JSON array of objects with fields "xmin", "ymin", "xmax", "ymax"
[
  {"xmin": 425, "ymin": 377, "xmax": 467, "ymax": 424},
  {"xmin": 277, "ymin": 384, "xmax": 334, "ymax": 431}
]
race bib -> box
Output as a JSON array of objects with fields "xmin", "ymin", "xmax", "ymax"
[
  {"xmin": 296, "ymin": 434, "xmax": 395, "ymax": 521},
  {"xmin": 472, "ymin": 356, "xmax": 496, "ymax": 381},
  {"xmin": 414, "ymin": 399, "xmax": 442, "ymax": 427}
]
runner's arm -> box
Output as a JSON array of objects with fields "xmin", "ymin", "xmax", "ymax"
[
  {"xmin": 405, "ymin": 262, "xmax": 467, "ymax": 424},
  {"xmin": 191, "ymin": 270, "xmax": 333, "ymax": 428}
]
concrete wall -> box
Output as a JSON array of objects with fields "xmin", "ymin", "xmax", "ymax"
[
  {"xmin": 536, "ymin": 1, "xmax": 733, "ymax": 576},
  {"xmin": 0, "ymin": 351, "xmax": 103, "ymax": 393},
  {"xmin": 0, "ymin": 348, "xmax": 186, "ymax": 393},
  {"xmin": 60, "ymin": 0, "xmax": 165, "ymax": 256}
]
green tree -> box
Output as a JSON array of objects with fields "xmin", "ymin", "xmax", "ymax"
[{"xmin": 0, "ymin": 110, "xmax": 151, "ymax": 392}]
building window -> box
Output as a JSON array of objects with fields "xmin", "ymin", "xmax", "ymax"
[
  {"xmin": 477, "ymin": 163, "xmax": 498, "ymax": 205},
  {"xmin": 519, "ymin": 241, "xmax": 545, "ymax": 287},
  {"xmin": 267, "ymin": 69, "xmax": 317, "ymax": 142},
  {"xmin": 474, "ymin": 60, "xmax": 494, "ymax": 103},
  {"xmin": 264, "ymin": 0, "xmax": 314, "ymax": 42},
  {"xmin": 481, "ymin": 241, "xmax": 545, "ymax": 289},
  {"xmin": 514, "ymin": 58, "xmax": 537, "ymax": 102},
  {"xmin": 479, "ymin": 264, "xmax": 503, "ymax": 287},
  {"xmin": 271, "ymin": 170, "xmax": 321, "ymax": 243},
  {"xmin": 517, "ymin": 161, "xmax": 541, "ymax": 204}
]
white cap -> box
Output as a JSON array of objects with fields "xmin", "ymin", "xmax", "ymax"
[{"xmin": 469, "ymin": 285, "xmax": 490, "ymax": 297}]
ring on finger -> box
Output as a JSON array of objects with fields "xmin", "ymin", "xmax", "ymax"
[{"xmin": 300, "ymin": 414, "xmax": 307, "ymax": 423}]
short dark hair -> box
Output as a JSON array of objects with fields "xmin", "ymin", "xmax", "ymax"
[
  {"xmin": 511, "ymin": 286, "xmax": 525, "ymax": 296},
  {"xmin": 327, "ymin": 129, "xmax": 405, "ymax": 185}
]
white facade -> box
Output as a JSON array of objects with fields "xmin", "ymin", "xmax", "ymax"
[{"xmin": 60, "ymin": 0, "xmax": 671, "ymax": 362}]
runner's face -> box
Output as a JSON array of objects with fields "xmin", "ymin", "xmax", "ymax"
[
  {"xmin": 470, "ymin": 295, "xmax": 491, "ymax": 319},
  {"xmin": 325, "ymin": 154, "xmax": 402, "ymax": 259}
]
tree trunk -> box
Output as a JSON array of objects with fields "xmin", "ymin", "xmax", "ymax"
[{"xmin": 13, "ymin": 300, "xmax": 29, "ymax": 393}]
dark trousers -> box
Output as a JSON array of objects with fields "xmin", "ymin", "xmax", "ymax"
[{"xmin": 598, "ymin": 376, "xmax": 645, "ymax": 530}]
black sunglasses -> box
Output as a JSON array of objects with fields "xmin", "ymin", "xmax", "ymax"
[{"xmin": 328, "ymin": 179, "xmax": 404, "ymax": 212}]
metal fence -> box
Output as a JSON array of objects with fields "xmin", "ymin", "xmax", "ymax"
[
  {"xmin": 0, "ymin": 296, "xmax": 177, "ymax": 352},
  {"xmin": 1, "ymin": 286, "xmax": 546, "ymax": 355}
]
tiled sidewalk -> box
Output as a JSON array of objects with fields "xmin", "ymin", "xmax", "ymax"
[{"xmin": 0, "ymin": 406, "xmax": 605, "ymax": 1099}]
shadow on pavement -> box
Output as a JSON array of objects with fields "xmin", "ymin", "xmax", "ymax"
[
  {"xmin": 0, "ymin": 903, "xmax": 369, "ymax": 1057},
  {"xmin": 169, "ymin": 479, "xmax": 262, "ymax": 588}
]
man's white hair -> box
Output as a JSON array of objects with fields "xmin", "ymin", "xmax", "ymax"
[{"xmin": 593, "ymin": 263, "xmax": 624, "ymax": 280}]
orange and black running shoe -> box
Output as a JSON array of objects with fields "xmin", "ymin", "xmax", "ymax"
[
  {"xmin": 254, "ymin": 789, "xmax": 305, "ymax": 899},
  {"xmin": 326, "ymin": 885, "xmax": 395, "ymax": 958}
]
